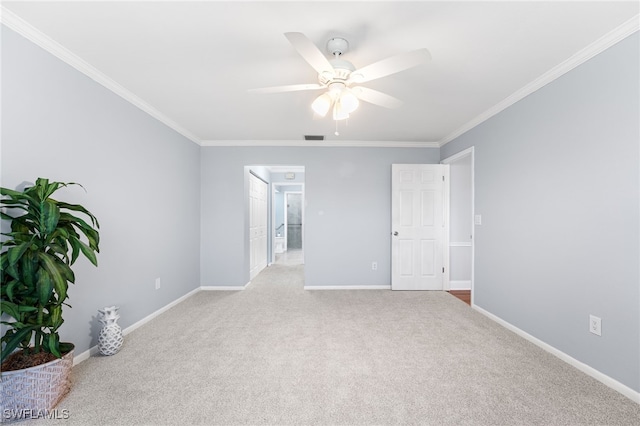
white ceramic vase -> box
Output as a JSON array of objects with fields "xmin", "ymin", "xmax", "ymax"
[{"xmin": 97, "ymin": 306, "xmax": 123, "ymax": 356}]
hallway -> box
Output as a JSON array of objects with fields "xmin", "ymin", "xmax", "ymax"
[{"xmin": 274, "ymin": 248, "xmax": 303, "ymax": 266}]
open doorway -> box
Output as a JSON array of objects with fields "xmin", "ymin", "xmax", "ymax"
[
  {"xmin": 246, "ymin": 165, "xmax": 305, "ymax": 280},
  {"xmin": 272, "ymin": 178, "xmax": 304, "ymax": 266},
  {"xmin": 441, "ymin": 147, "xmax": 474, "ymax": 306},
  {"xmin": 285, "ymin": 192, "xmax": 303, "ymax": 249}
]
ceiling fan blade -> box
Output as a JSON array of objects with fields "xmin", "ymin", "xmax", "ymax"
[
  {"xmin": 284, "ymin": 32, "xmax": 334, "ymax": 75},
  {"xmin": 248, "ymin": 83, "xmax": 324, "ymax": 94},
  {"xmin": 348, "ymin": 48, "xmax": 431, "ymax": 84},
  {"xmin": 351, "ymin": 86, "xmax": 403, "ymax": 109}
]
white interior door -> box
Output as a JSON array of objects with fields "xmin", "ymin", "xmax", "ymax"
[
  {"xmin": 249, "ymin": 173, "xmax": 268, "ymax": 279},
  {"xmin": 391, "ymin": 164, "xmax": 449, "ymax": 290}
]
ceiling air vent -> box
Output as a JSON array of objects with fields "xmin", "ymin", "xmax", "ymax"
[{"xmin": 304, "ymin": 135, "xmax": 324, "ymax": 141}]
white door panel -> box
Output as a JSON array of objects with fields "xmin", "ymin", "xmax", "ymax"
[
  {"xmin": 249, "ymin": 174, "xmax": 268, "ymax": 280},
  {"xmin": 392, "ymin": 164, "xmax": 449, "ymax": 290}
]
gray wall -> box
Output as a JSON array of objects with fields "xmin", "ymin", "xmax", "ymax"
[
  {"xmin": 441, "ymin": 33, "xmax": 639, "ymax": 392},
  {"xmin": 1, "ymin": 27, "xmax": 201, "ymax": 355},
  {"xmin": 5, "ymin": 15, "xmax": 637, "ymax": 396},
  {"xmin": 201, "ymin": 147, "xmax": 439, "ymax": 287}
]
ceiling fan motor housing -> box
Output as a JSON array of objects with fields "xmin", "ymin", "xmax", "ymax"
[
  {"xmin": 327, "ymin": 37, "xmax": 349, "ymax": 56},
  {"xmin": 319, "ymin": 59, "xmax": 355, "ymax": 86},
  {"xmin": 317, "ymin": 37, "xmax": 357, "ymax": 85}
]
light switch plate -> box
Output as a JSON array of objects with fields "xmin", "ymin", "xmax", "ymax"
[{"xmin": 474, "ymin": 215, "xmax": 482, "ymax": 225}]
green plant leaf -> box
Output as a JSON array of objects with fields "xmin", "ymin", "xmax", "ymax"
[
  {"xmin": 47, "ymin": 333, "xmax": 62, "ymax": 358},
  {"xmin": 1, "ymin": 326, "xmax": 35, "ymax": 362},
  {"xmin": 0, "ymin": 187, "xmax": 37, "ymax": 204},
  {"xmin": 50, "ymin": 227, "xmax": 70, "ymax": 239},
  {"xmin": 7, "ymin": 241, "xmax": 32, "ymax": 266},
  {"xmin": 57, "ymin": 201, "xmax": 99, "ymax": 227},
  {"xmin": 35, "ymin": 268, "xmax": 54, "ymax": 305},
  {"xmin": 34, "ymin": 178, "xmax": 50, "ymax": 200},
  {"xmin": 11, "ymin": 220, "xmax": 35, "ymax": 235},
  {"xmin": 50, "ymin": 304, "xmax": 63, "ymax": 329},
  {"xmin": 59, "ymin": 212, "xmax": 100, "ymax": 249},
  {"xmin": 0, "ymin": 252, "xmax": 9, "ymax": 273},
  {"xmin": 38, "ymin": 252, "xmax": 65, "ymax": 283},
  {"xmin": 69, "ymin": 235, "xmax": 98, "ymax": 266},
  {"xmin": 5, "ymin": 280, "xmax": 18, "ymax": 301},
  {"xmin": 59, "ymin": 342, "xmax": 73, "ymax": 354},
  {"xmin": 70, "ymin": 238, "xmax": 80, "ymax": 264},
  {"xmin": 22, "ymin": 251, "xmax": 39, "ymax": 287},
  {"xmin": 46, "ymin": 243, "xmax": 68, "ymax": 261},
  {"xmin": 41, "ymin": 180, "xmax": 69, "ymax": 200},
  {"xmin": 4, "ymin": 260, "xmax": 20, "ymax": 281},
  {"xmin": 40, "ymin": 199, "xmax": 61, "ymax": 234},
  {"xmin": 0, "ymin": 301, "xmax": 21, "ymax": 320},
  {"xmin": 55, "ymin": 260, "xmax": 75, "ymax": 285}
]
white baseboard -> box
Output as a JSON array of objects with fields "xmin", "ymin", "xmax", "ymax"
[
  {"xmin": 304, "ymin": 285, "xmax": 391, "ymax": 290},
  {"xmin": 449, "ymin": 280, "xmax": 471, "ymax": 290},
  {"xmin": 77, "ymin": 283, "xmax": 639, "ymax": 404},
  {"xmin": 74, "ymin": 286, "xmax": 201, "ymax": 366},
  {"xmin": 122, "ymin": 287, "xmax": 201, "ymax": 336},
  {"xmin": 73, "ymin": 345, "xmax": 100, "ymax": 365},
  {"xmin": 200, "ymin": 285, "xmax": 246, "ymax": 291},
  {"xmin": 473, "ymin": 305, "xmax": 640, "ymax": 404},
  {"xmin": 74, "ymin": 284, "xmax": 249, "ymax": 365}
]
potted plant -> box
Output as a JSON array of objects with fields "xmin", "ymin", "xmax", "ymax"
[{"xmin": 0, "ymin": 178, "xmax": 99, "ymax": 421}]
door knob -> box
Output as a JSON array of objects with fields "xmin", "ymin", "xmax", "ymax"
[{"xmin": 393, "ymin": 231, "xmax": 398, "ymax": 236}]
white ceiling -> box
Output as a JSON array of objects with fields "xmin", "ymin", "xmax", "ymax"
[{"xmin": 2, "ymin": 1, "xmax": 638, "ymax": 146}]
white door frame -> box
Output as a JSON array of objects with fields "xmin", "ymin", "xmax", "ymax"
[{"xmin": 441, "ymin": 146, "xmax": 475, "ymax": 305}]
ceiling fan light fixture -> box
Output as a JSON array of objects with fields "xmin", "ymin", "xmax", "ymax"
[
  {"xmin": 332, "ymin": 102, "xmax": 350, "ymax": 121},
  {"xmin": 311, "ymin": 92, "xmax": 333, "ymax": 117},
  {"xmin": 339, "ymin": 90, "xmax": 359, "ymax": 114}
]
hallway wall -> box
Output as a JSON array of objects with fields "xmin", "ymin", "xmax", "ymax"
[
  {"xmin": 201, "ymin": 146, "xmax": 439, "ymax": 288},
  {"xmin": 440, "ymin": 33, "xmax": 639, "ymax": 393},
  {"xmin": 1, "ymin": 26, "xmax": 201, "ymax": 356}
]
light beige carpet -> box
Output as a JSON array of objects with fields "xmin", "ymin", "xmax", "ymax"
[{"xmin": 18, "ymin": 264, "xmax": 640, "ymax": 425}]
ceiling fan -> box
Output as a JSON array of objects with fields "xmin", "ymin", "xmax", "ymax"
[{"xmin": 249, "ymin": 32, "xmax": 431, "ymax": 121}]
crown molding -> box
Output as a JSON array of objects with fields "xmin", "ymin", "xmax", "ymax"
[
  {"xmin": 439, "ymin": 14, "xmax": 640, "ymax": 147},
  {"xmin": 6, "ymin": 5, "xmax": 636, "ymax": 151},
  {"xmin": 1, "ymin": 6, "xmax": 435, "ymax": 150},
  {"xmin": 0, "ymin": 6, "xmax": 202, "ymax": 145},
  {"xmin": 200, "ymin": 139, "xmax": 440, "ymax": 148}
]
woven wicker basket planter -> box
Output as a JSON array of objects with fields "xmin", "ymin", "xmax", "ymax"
[{"xmin": 0, "ymin": 346, "xmax": 74, "ymax": 423}]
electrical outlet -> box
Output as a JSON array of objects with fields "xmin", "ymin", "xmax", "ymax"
[
  {"xmin": 155, "ymin": 278, "xmax": 161, "ymax": 290},
  {"xmin": 589, "ymin": 315, "xmax": 601, "ymax": 336},
  {"xmin": 371, "ymin": 261, "xmax": 378, "ymax": 271}
]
